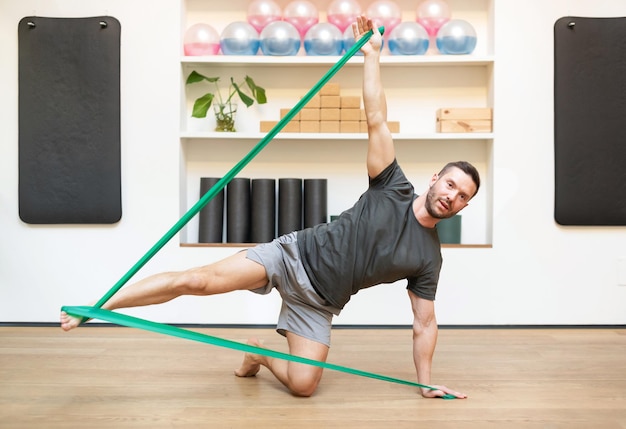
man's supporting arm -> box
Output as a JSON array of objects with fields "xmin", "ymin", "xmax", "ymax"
[{"xmin": 408, "ymin": 290, "xmax": 467, "ymax": 399}]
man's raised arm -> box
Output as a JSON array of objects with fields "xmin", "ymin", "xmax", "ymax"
[{"xmin": 354, "ymin": 16, "xmax": 395, "ymax": 178}]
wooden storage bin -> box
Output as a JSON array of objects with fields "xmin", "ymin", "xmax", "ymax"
[{"xmin": 436, "ymin": 108, "xmax": 493, "ymax": 133}]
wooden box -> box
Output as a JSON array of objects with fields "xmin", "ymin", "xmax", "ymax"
[
  {"xmin": 436, "ymin": 108, "xmax": 492, "ymax": 120},
  {"xmin": 300, "ymin": 121, "xmax": 320, "ymax": 133},
  {"xmin": 300, "ymin": 108, "xmax": 320, "ymax": 121},
  {"xmin": 321, "ymin": 108, "xmax": 341, "ymax": 121},
  {"xmin": 320, "ymin": 83, "xmax": 340, "ymax": 96},
  {"xmin": 388, "ymin": 121, "xmax": 400, "ymax": 133},
  {"xmin": 436, "ymin": 120, "xmax": 492, "ymax": 133},
  {"xmin": 321, "ymin": 95, "xmax": 340, "ymax": 108},
  {"xmin": 260, "ymin": 120, "xmax": 299, "ymax": 133},
  {"xmin": 340, "ymin": 96, "xmax": 361, "ymax": 109},
  {"xmin": 340, "ymin": 108, "xmax": 362, "ymax": 121},
  {"xmin": 302, "ymin": 95, "xmax": 320, "ymax": 108},
  {"xmin": 320, "ymin": 121, "xmax": 340, "ymax": 133},
  {"xmin": 340, "ymin": 121, "xmax": 360, "ymax": 133},
  {"xmin": 280, "ymin": 108, "xmax": 299, "ymax": 120},
  {"xmin": 436, "ymin": 108, "xmax": 492, "ymax": 133}
]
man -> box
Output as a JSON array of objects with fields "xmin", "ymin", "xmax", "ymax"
[{"xmin": 61, "ymin": 17, "xmax": 478, "ymax": 399}]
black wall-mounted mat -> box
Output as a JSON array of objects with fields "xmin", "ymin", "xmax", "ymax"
[
  {"xmin": 18, "ymin": 16, "xmax": 121, "ymax": 224},
  {"xmin": 554, "ymin": 16, "xmax": 626, "ymax": 226}
]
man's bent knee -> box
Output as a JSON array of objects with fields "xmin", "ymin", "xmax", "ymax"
[{"xmin": 288, "ymin": 368, "xmax": 323, "ymax": 397}]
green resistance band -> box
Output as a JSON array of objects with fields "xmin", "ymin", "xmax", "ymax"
[
  {"xmin": 62, "ymin": 305, "xmax": 455, "ymax": 399},
  {"xmin": 65, "ymin": 26, "xmax": 454, "ymax": 400},
  {"xmin": 91, "ymin": 26, "xmax": 384, "ymax": 311}
]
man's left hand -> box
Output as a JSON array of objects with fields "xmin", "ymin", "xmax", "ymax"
[{"xmin": 421, "ymin": 385, "xmax": 468, "ymax": 399}]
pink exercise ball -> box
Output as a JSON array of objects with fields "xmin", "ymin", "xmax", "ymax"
[
  {"xmin": 416, "ymin": 0, "xmax": 451, "ymax": 37},
  {"xmin": 183, "ymin": 23, "xmax": 220, "ymax": 56},
  {"xmin": 284, "ymin": 0, "xmax": 319, "ymax": 38},
  {"xmin": 247, "ymin": 0, "xmax": 282, "ymax": 33},
  {"xmin": 327, "ymin": 0, "xmax": 362, "ymax": 33},
  {"xmin": 366, "ymin": 0, "xmax": 402, "ymax": 35}
]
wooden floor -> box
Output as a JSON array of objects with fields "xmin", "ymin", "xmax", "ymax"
[{"xmin": 1, "ymin": 326, "xmax": 625, "ymax": 428}]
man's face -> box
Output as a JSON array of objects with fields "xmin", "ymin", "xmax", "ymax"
[{"xmin": 425, "ymin": 167, "xmax": 477, "ymax": 220}]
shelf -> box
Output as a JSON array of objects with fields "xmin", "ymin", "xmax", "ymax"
[
  {"xmin": 181, "ymin": 55, "xmax": 495, "ymax": 67},
  {"xmin": 180, "ymin": 132, "xmax": 494, "ymax": 140},
  {"xmin": 180, "ymin": 0, "xmax": 495, "ymax": 247},
  {"xmin": 180, "ymin": 243, "xmax": 493, "ymax": 249}
]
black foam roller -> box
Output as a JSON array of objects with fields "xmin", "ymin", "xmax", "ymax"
[
  {"xmin": 251, "ymin": 179, "xmax": 276, "ymax": 243},
  {"xmin": 198, "ymin": 177, "xmax": 224, "ymax": 243},
  {"xmin": 278, "ymin": 178, "xmax": 302, "ymax": 236},
  {"xmin": 226, "ymin": 178, "xmax": 251, "ymax": 243},
  {"xmin": 304, "ymin": 179, "xmax": 328, "ymax": 228}
]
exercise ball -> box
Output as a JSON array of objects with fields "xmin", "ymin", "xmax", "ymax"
[
  {"xmin": 436, "ymin": 19, "xmax": 477, "ymax": 54},
  {"xmin": 388, "ymin": 22, "xmax": 429, "ymax": 55},
  {"xmin": 304, "ymin": 23, "xmax": 343, "ymax": 55},
  {"xmin": 416, "ymin": 0, "xmax": 451, "ymax": 37},
  {"xmin": 247, "ymin": 0, "xmax": 282, "ymax": 33},
  {"xmin": 284, "ymin": 0, "xmax": 319, "ymax": 38},
  {"xmin": 327, "ymin": 0, "xmax": 362, "ymax": 33},
  {"xmin": 183, "ymin": 23, "xmax": 220, "ymax": 56},
  {"xmin": 366, "ymin": 0, "xmax": 402, "ymax": 35},
  {"xmin": 220, "ymin": 22, "xmax": 260, "ymax": 55},
  {"xmin": 260, "ymin": 21, "xmax": 301, "ymax": 56},
  {"xmin": 342, "ymin": 25, "xmax": 384, "ymax": 55}
]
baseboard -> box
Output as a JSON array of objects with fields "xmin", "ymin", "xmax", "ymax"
[{"xmin": 1, "ymin": 322, "xmax": 624, "ymax": 329}]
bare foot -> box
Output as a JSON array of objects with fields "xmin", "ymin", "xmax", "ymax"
[
  {"xmin": 234, "ymin": 338, "xmax": 264, "ymax": 377},
  {"xmin": 60, "ymin": 310, "xmax": 83, "ymax": 331}
]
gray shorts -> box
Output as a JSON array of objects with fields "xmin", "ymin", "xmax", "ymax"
[{"xmin": 246, "ymin": 232, "xmax": 341, "ymax": 347}]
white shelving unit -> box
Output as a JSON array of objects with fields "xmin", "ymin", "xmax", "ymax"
[
  {"xmin": 181, "ymin": 54, "xmax": 494, "ymax": 66},
  {"xmin": 179, "ymin": 0, "xmax": 494, "ymax": 247}
]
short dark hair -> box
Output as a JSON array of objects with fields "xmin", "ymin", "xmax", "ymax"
[{"xmin": 438, "ymin": 161, "xmax": 481, "ymax": 197}]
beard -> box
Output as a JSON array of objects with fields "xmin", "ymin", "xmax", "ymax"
[{"xmin": 425, "ymin": 186, "xmax": 456, "ymax": 220}]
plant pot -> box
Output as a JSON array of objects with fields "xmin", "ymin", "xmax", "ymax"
[{"xmin": 214, "ymin": 102, "xmax": 238, "ymax": 132}]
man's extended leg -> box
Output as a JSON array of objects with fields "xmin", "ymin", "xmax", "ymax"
[
  {"xmin": 235, "ymin": 331, "xmax": 329, "ymax": 397},
  {"xmin": 60, "ymin": 250, "xmax": 268, "ymax": 331}
]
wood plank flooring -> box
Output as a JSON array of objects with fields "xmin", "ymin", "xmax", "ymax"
[{"xmin": 1, "ymin": 326, "xmax": 625, "ymax": 428}]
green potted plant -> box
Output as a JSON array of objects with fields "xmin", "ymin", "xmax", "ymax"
[{"xmin": 186, "ymin": 70, "xmax": 267, "ymax": 132}]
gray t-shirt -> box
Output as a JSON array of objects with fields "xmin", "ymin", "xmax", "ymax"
[{"xmin": 297, "ymin": 159, "xmax": 442, "ymax": 309}]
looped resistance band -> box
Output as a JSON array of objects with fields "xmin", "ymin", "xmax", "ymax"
[{"xmin": 63, "ymin": 26, "xmax": 455, "ymax": 400}]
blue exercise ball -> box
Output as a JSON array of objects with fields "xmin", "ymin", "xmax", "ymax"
[
  {"xmin": 388, "ymin": 22, "xmax": 429, "ymax": 55},
  {"xmin": 436, "ymin": 19, "xmax": 477, "ymax": 55},
  {"xmin": 304, "ymin": 23, "xmax": 343, "ymax": 55},
  {"xmin": 260, "ymin": 21, "xmax": 301, "ymax": 56},
  {"xmin": 220, "ymin": 22, "xmax": 260, "ymax": 55}
]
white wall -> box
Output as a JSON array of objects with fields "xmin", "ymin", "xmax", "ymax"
[{"xmin": 1, "ymin": 0, "xmax": 625, "ymax": 326}]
